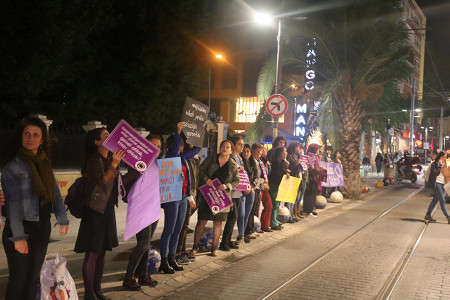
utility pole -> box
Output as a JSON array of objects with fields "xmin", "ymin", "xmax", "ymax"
[
  {"xmin": 410, "ymin": 79, "xmax": 416, "ymax": 154},
  {"xmin": 439, "ymin": 106, "xmax": 444, "ymax": 151}
]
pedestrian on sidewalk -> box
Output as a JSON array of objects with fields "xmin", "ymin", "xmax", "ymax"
[
  {"xmin": 302, "ymin": 143, "xmax": 326, "ymax": 217},
  {"xmin": 425, "ymin": 152, "xmax": 450, "ymax": 223},
  {"xmin": 220, "ymin": 135, "xmax": 245, "ymax": 252},
  {"xmin": 362, "ymin": 156, "xmax": 371, "ymax": 176},
  {"xmin": 1, "ymin": 117, "xmax": 69, "ymax": 300},
  {"xmin": 122, "ymin": 134, "xmax": 163, "ymax": 291},
  {"xmin": 74, "ymin": 127, "xmax": 125, "ymax": 300},
  {"xmin": 159, "ymin": 122, "xmax": 200, "ymax": 273},
  {"xmin": 190, "ymin": 140, "xmax": 239, "ymax": 257},
  {"xmin": 238, "ymin": 144, "xmax": 256, "ymax": 241},
  {"xmin": 268, "ymin": 146, "xmax": 290, "ymax": 230},
  {"xmin": 375, "ymin": 153, "xmax": 383, "ymax": 175}
]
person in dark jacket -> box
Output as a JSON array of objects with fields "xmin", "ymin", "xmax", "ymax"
[
  {"xmin": 266, "ymin": 136, "xmax": 287, "ymax": 162},
  {"xmin": 268, "ymin": 146, "xmax": 290, "ymax": 230},
  {"xmin": 375, "ymin": 153, "xmax": 383, "ymax": 175},
  {"xmin": 74, "ymin": 127, "xmax": 125, "ymax": 300},
  {"xmin": 427, "ymin": 152, "xmax": 444, "ymax": 191},
  {"xmin": 159, "ymin": 122, "xmax": 200, "ymax": 274},
  {"xmin": 302, "ymin": 143, "xmax": 326, "ymax": 217}
]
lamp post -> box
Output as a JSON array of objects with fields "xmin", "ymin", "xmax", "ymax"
[
  {"xmin": 208, "ymin": 54, "xmax": 223, "ymax": 109},
  {"xmin": 254, "ymin": 13, "xmax": 282, "ymax": 138}
]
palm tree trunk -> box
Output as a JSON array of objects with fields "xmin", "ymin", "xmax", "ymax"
[{"xmin": 337, "ymin": 94, "xmax": 363, "ymax": 199}]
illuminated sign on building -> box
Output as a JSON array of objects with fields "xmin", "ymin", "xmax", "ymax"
[
  {"xmin": 305, "ymin": 39, "xmax": 317, "ymax": 91},
  {"xmin": 294, "ymin": 101, "xmax": 309, "ymax": 143}
]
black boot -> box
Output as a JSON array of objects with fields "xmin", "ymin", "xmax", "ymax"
[
  {"xmin": 94, "ymin": 289, "xmax": 112, "ymax": 300},
  {"xmin": 84, "ymin": 290, "xmax": 99, "ymax": 300},
  {"xmin": 159, "ymin": 257, "xmax": 175, "ymax": 274},
  {"xmin": 168, "ymin": 254, "xmax": 184, "ymax": 271}
]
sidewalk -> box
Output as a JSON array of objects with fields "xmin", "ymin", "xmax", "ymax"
[{"xmin": 0, "ymin": 174, "xmax": 389, "ymax": 299}]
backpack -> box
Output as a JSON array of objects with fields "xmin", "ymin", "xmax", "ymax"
[{"xmin": 64, "ymin": 176, "xmax": 86, "ymax": 218}]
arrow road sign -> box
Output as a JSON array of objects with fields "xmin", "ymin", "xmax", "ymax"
[{"xmin": 265, "ymin": 94, "xmax": 288, "ymax": 117}]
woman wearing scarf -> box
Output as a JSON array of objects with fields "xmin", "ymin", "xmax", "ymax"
[{"xmin": 1, "ymin": 117, "xmax": 69, "ymax": 300}]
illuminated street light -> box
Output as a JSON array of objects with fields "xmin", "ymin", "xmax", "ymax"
[
  {"xmin": 415, "ymin": 108, "xmax": 422, "ymax": 112},
  {"xmin": 208, "ymin": 53, "xmax": 224, "ymax": 108},
  {"xmin": 402, "ymin": 109, "xmax": 407, "ymax": 112},
  {"xmin": 253, "ymin": 13, "xmax": 272, "ymax": 26}
]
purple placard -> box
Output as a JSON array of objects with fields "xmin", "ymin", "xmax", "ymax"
[
  {"xmin": 320, "ymin": 161, "xmax": 345, "ymax": 187},
  {"xmin": 299, "ymin": 155, "xmax": 308, "ymax": 170},
  {"xmin": 235, "ymin": 170, "xmax": 251, "ymax": 191},
  {"xmin": 259, "ymin": 162, "xmax": 268, "ymax": 180},
  {"xmin": 198, "ymin": 179, "xmax": 232, "ymax": 215},
  {"xmin": 103, "ymin": 120, "xmax": 161, "ymax": 174},
  {"xmin": 308, "ymin": 153, "xmax": 320, "ymax": 167}
]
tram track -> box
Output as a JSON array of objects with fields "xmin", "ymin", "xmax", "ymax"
[{"xmin": 259, "ymin": 186, "xmax": 425, "ymax": 300}]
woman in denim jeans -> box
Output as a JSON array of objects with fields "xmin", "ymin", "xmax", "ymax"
[
  {"xmin": 1, "ymin": 117, "xmax": 69, "ymax": 300},
  {"xmin": 425, "ymin": 152, "xmax": 449, "ymax": 223}
]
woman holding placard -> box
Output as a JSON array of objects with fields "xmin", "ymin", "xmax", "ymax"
[
  {"xmin": 190, "ymin": 140, "xmax": 240, "ymax": 257},
  {"xmin": 302, "ymin": 143, "xmax": 326, "ymax": 217},
  {"xmin": 238, "ymin": 144, "xmax": 257, "ymax": 241},
  {"xmin": 159, "ymin": 122, "xmax": 200, "ymax": 274},
  {"xmin": 268, "ymin": 146, "xmax": 290, "ymax": 230},
  {"xmin": 74, "ymin": 127, "xmax": 125, "ymax": 300},
  {"xmin": 220, "ymin": 135, "xmax": 245, "ymax": 251}
]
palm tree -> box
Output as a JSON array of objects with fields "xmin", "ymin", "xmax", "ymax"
[{"xmin": 253, "ymin": 0, "xmax": 412, "ymax": 198}]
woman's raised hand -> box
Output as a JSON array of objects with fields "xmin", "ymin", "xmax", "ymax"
[
  {"xmin": 111, "ymin": 149, "xmax": 125, "ymax": 168},
  {"xmin": 177, "ymin": 122, "xmax": 184, "ymax": 134}
]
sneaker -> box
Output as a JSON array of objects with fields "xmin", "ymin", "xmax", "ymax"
[
  {"xmin": 248, "ymin": 234, "xmax": 257, "ymax": 239},
  {"xmin": 236, "ymin": 235, "xmax": 243, "ymax": 244},
  {"xmin": 138, "ymin": 274, "xmax": 158, "ymax": 287},
  {"xmin": 175, "ymin": 255, "xmax": 190, "ymax": 265},
  {"xmin": 123, "ymin": 278, "xmax": 142, "ymax": 291},
  {"xmin": 180, "ymin": 252, "xmax": 196, "ymax": 261},
  {"xmin": 253, "ymin": 233, "xmax": 260, "ymax": 237},
  {"xmin": 244, "ymin": 236, "xmax": 251, "ymax": 243},
  {"xmin": 219, "ymin": 243, "xmax": 231, "ymax": 251},
  {"xmin": 424, "ymin": 215, "xmax": 436, "ymax": 222}
]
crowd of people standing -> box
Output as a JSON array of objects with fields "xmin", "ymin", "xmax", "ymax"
[{"xmin": 0, "ymin": 117, "xmax": 341, "ymax": 300}]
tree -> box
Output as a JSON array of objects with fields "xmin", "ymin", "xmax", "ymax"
[{"xmin": 253, "ymin": 0, "xmax": 412, "ymax": 198}]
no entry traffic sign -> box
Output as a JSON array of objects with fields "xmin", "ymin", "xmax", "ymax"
[{"xmin": 265, "ymin": 94, "xmax": 288, "ymax": 117}]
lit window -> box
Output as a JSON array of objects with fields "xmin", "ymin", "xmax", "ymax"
[{"xmin": 235, "ymin": 97, "xmax": 284, "ymax": 123}]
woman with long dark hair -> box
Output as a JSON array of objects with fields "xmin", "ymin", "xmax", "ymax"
[
  {"xmin": 238, "ymin": 144, "xmax": 256, "ymax": 241},
  {"xmin": 424, "ymin": 152, "xmax": 449, "ymax": 223},
  {"xmin": 74, "ymin": 127, "xmax": 125, "ymax": 300},
  {"xmin": 285, "ymin": 141, "xmax": 304, "ymax": 222},
  {"xmin": 190, "ymin": 140, "xmax": 239, "ymax": 256},
  {"xmin": 268, "ymin": 146, "xmax": 290, "ymax": 230},
  {"xmin": 1, "ymin": 117, "xmax": 69, "ymax": 300}
]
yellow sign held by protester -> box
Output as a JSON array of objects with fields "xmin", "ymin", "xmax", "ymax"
[{"xmin": 276, "ymin": 175, "xmax": 301, "ymax": 203}]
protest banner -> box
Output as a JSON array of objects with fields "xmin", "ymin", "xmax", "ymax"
[
  {"xmin": 235, "ymin": 169, "xmax": 251, "ymax": 191},
  {"xmin": 308, "ymin": 153, "xmax": 320, "ymax": 166},
  {"xmin": 299, "ymin": 155, "xmax": 308, "ymax": 170},
  {"xmin": 198, "ymin": 179, "xmax": 232, "ymax": 215},
  {"xmin": 320, "ymin": 161, "xmax": 345, "ymax": 187},
  {"xmin": 103, "ymin": 120, "xmax": 160, "ymax": 173},
  {"xmin": 259, "ymin": 162, "xmax": 268, "ymax": 180},
  {"xmin": 124, "ymin": 161, "xmax": 160, "ymax": 241},
  {"xmin": 181, "ymin": 96, "xmax": 210, "ymax": 147},
  {"xmin": 276, "ymin": 175, "xmax": 301, "ymax": 203},
  {"xmin": 158, "ymin": 157, "xmax": 183, "ymax": 203}
]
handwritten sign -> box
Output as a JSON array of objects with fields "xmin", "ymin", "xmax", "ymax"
[
  {"xmin": 235, "ymin": 170, "xmax": 251, "ymax": 191},
  {"xmin": 198, "ymin": 179, "xmax": 232, "ymax": 215},
  {"xmin": 308, "ymin": 153, "xmax": 320, "ymax": 167},
  {"xmin": 157, "ymin": 157, "xmax": 183, "ymax": 203},
  {"xmin": 103, "ymin": 120, "xmax": 161, "ymax": 173},
  {"xmin": 299, "ymin": 155, "xmax": 308, "ymax": 170},
  {"xmin": 276, "ymin": 175, "xmax": 301, "ymax": 203},
  {"xmin": 181, "ymin": 96, "xmax": 210, "ymax": 147},
  {"xmin": 320, "ymin": 161, "xmax": 344, "ymax": 187}
]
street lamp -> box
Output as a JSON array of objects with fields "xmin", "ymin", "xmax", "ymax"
[
  {"xmin": 208, "ymin": 53, "xmax": 224, "ymax": 109},
  {"xmin": 254, "ymin": 13, "xmax": 282, "ymax": 138}
]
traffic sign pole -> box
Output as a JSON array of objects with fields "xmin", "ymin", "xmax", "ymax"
[{"xmin": 266, "ymin": 94, "xmax": 288, "ymax": 140}]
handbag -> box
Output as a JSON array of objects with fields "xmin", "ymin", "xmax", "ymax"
[{"xmin": 40, "ymin": 253, "xmax": 78, "ymax": 300}]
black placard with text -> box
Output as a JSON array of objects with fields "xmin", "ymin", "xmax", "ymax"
[{"xmin": 181, "ymin": 96, "xmax": 209, "ymax": 147}]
